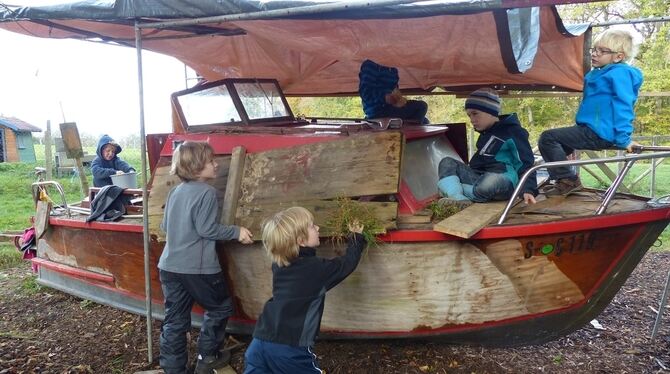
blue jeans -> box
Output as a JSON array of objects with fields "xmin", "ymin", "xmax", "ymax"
[
  {"xmin": 438, "ymin": 157, "xmax": 514, "ymax": 202},
  {"xmin": 244, "ymin": 338, "xmax": 322, "ymax": 374},
  {"xmin": 538, "ymin": 125, "xmax": 613, "ymax": 180},
  {"xmin": 376, "ymin": 100, "xmax": 429, "ymax": 124},
  {"xmin": 159, "ymin": 270, "xmax": 233, "ymax": 374}
]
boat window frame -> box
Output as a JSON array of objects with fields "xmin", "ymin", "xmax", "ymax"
[{"xmin": 171, "ymin": 78, "xmax": 296, "ymax": 133}]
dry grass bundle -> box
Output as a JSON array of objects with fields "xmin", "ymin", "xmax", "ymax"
[
  {"xmin": 427, "ymin": 200, "xmax": 461, "ymax": 221},
  {"xmin": 324, "ymin": 197, "xmax": 384, "ymax": 246}
]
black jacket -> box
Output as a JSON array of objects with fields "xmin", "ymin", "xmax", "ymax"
[
  {"xmin": 469, "ymin": 113, "xmax": 538, "ymax": 196},
  {"xmin": 252, "ymin": 233, "xmax": 367, "ymax": 347}
]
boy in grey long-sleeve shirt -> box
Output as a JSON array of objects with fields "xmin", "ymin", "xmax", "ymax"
[{"xmin": 158, "ymin": 141, "xmax": 253, "ymax": 374}]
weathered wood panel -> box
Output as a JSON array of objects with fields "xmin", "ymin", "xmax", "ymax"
[
  {"xmin": 224, "ymin": 238, "xmax": 592, "ymax": 332},
  {"xmin": 238, "ymin": 131, "xmax": 402, "ymax": 205}
]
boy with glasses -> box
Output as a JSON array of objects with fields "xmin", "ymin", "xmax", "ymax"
[{"xmin": 538, "ymin": 29, "xmax": 643, "ymax": 196}]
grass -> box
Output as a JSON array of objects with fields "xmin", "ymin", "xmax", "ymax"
[
  {"xmin": 324, "ymin": 197, "xmax": 384, "ymax": 246},
  {"xmin": 0, "ymin": 243, "xmax": 22, "ymax": 270},
  {"xmin": 20, "ymin": 275, "xmax": 43, "ymax": 295}
]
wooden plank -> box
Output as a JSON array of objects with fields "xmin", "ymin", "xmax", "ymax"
[
  {"xmin": 221, "ymin": 146, "xmax": 246, "ymax": 225},
  {"xmin": 74, "ymin": 156, "xmax": 89, "ymax": 197},
  {"xmin": 433, "ymin": 201, "xmax": 508, "ymax": 238},
  {"xmin": 35, "ymin": 201, "xmax": 51, "ymax": 239},
  {"xmin": 59, "ymin": 123, "xmax": 89, "ymax": 195},
  {"xmin": 397, "ymin": 212, "xmax": 432, "ymax": 224},
  {"xmin": 235, "ymin": 200, "xmax": 397, "ymax": 237},
  {"xmin": 238, "ymin": 131, "xmax": 402, "ymax": 205},
  {"xmin": 59, "ymin": 122, "xmax": 84, "ymax": 159}
]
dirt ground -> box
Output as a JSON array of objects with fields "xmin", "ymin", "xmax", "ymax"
[{"xmin": 1, "ymin": 252, "xmax": 670, "ymax": 374}]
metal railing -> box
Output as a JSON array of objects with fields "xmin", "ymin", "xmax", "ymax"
[
  {"xmin": 497, "ymin": 150, "xmax": 670, "ymax": 224},
  {"xmin": 31, "ymin": 181, "xmax": 70, "ymax": 218}
]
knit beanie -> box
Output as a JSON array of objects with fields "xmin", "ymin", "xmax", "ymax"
[{"xmin": 464, "ymin": 88, "xmax": 501, "ymax": 117}]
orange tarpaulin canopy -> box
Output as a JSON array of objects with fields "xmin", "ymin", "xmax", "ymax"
[{"xmin": 0, "ymin": 1, "xmax": 593, "ymax": 94}]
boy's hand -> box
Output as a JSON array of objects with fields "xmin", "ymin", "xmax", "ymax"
[
  {"xmin": 385, "ymin": 88, "xmax": 406, "ymax": 108},
  {"xmin": 348, "ymin": 220, "xmax": 364, "ymax": 234},
  {"xmin": 523, "ymin": 193, "xmax": 537, "ymax": 205},
  {"xmin": 625, "ymin": 141, "xmax": 641, "ymax": 153},
  {"xmin": 116, "ymin": 170, "xmax": 125, "ymax": 175},
  {"xmin": 238, "ymin": 227, "xmax": 253, "ymax": 244}
]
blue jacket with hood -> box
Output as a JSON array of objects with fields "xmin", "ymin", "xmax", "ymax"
[
  {"xmin": 91, "ymin": 134, "xmax": 134, "ymax": 187},
  {"xmin": 575, "ymin": 62, "xmax": 643, "ymax": 149},
  {"xmin": 469, "ymin": 113, "xmax": 538, "ymax": 197}
]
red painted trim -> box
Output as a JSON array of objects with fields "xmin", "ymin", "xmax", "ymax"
[
  {"xmin": 49, "ymin": 217, "xmax": 143, "ymax": 233},
  {"xmin": 397, "ymin": 181, "xmax": 421, "ymax": 214},
  {"xmin": 380, "ymin": 207, "xmax": 670, "ymax": 242},
  {"xmin": 33, "ymin": 258, "xmax": 115, "ymax": 283}
]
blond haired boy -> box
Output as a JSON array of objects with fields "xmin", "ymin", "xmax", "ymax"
[
  {"xmin": 539, "ymin": 28, "xmax": 643, "ymax": 196},
  {"xmin": 244, "ymin": 207, "xmax": 366, "ymax": 373},
  {"xmin": 158, "ymin": 141, "xmax": 253, "ymax": 374}
]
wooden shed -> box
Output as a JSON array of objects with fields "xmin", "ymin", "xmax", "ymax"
[{"xmin": 0, "ymin": 116, "xmax": 42, "ymax": 163}]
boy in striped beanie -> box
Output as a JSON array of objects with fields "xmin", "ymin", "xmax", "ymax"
[{"xmin": 436, "ymin": 88, "xmax": 538, "ymax": 210}]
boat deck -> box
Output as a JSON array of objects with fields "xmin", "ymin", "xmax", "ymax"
[{"xmin": 59, "ymin": 189, "xmax": 650, "ymax": 232}]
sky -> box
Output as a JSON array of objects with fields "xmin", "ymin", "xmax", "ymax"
[{"xmin": 0, "ymin": 28, "xmax": 192, "ymax": 141}]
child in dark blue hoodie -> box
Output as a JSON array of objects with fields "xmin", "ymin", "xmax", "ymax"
[
  {"xmin": 91, "ymin": 134, "xmax": 135, "ymax": 187},
  {"xmin": 437, "ymin": 88, "xmax": 538, "ymax": 209}
]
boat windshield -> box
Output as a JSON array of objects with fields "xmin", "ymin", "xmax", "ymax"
[
  {"xmin": 234, "ymin": 81, "xmax": 289, "ymax": 120},
  {"xmin": 178, "ymin": 84, "xmax": 241, "ymax": 127},
  {"xmin": 173, "ymin": 79, "xmax": 294, "ymax": 131}
]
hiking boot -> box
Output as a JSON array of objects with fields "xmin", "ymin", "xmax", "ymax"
[
  {"xmin": 437, "ymin": 197, "xmax": 473, "ymax": 211},
  {"xmin": 194, "ymin": 350, "xmax": 231, "ymax": 374},
  {"xmin": 543, "ymin": 178, "xmax": 582, "ymax": 197}
]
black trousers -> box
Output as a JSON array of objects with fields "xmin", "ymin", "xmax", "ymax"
[{"xmin": 159, "ymin": 270, "xmax": 233, "ymax": 373}]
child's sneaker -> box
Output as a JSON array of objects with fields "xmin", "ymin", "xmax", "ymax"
[
  {"xmin": 543, "ymin": 178, "xmax": 582, "ymax": 196},
  {"xmin": 437, "ymin": 197, "xmax": 474, "ymax": 211},
  {"xmin": 194, "ymin": 350, "xmax": 231, "ymax": 374}
]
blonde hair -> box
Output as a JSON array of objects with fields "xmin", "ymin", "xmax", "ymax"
[
  {"xmin": 170, "ymin": 141, "xmax": 215, "ymax": 182},
  {"xmin": 594, "ymin": 29, "xmax": 638, "ymax": 63},
  {"xmin": 262, "ymin": 207, "xmax": 313, "ymax": 267}
]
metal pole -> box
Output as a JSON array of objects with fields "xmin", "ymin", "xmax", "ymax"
[
  {"xmin": 651, "ymin": 269, "xmax": 670, "ymax": 340},
  {"xmin": 592, "ymin": 15, "xmax": 670, "ymax": 27},
  {"xmin": 136, "ymin": 0, "xmax": 503, "ymax": 29},
  {"xmin": 650, "ymin": 136, "xmax": 657, "ymax": 198},
  {"xmin": 135, "ymin": 21, "xmax": 153, "ymax": 364}
]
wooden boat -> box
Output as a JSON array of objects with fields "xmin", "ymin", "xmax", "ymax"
[{"xmin": 3, "ymin": 0, "xmax": 670, "ymax": 346}]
